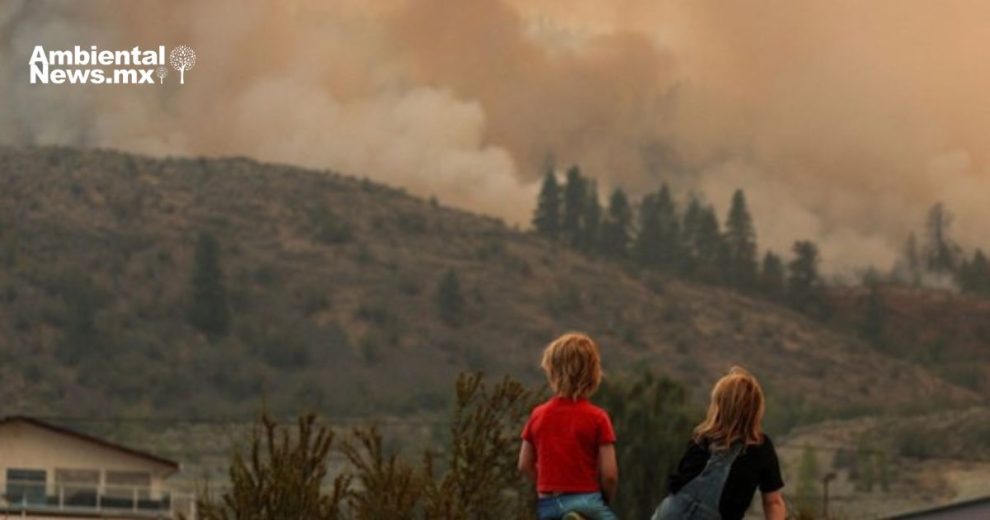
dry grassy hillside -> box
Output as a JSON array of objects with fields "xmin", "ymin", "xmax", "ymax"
[
  {"xmin": 776, "ymin": 406, "xmax": 990, "ymax": 518},
  {"xmin": 830, "ymin": 286, "xmax": 990, "ymax": 394},
  {"xmin": 0, "ymin": 146, "xmax": 978, "ymax": 427}
]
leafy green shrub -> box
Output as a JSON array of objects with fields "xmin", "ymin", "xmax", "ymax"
[{"xmin": 596, "ymin": 372, "xmax": 697, "ymax": 520}]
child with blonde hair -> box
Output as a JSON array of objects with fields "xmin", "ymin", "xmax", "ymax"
[
  {"xmin": 656, "ymin": 366, "xmax": 786, "ymax": 520},
  {"xmin": 518, "ymin": 333, "xmax": 619, "ymax": 520}
]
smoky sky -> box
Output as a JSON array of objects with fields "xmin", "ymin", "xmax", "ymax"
[{"xmin": 3, "ymin": 0, "xmax": 989, "ymax": 273}]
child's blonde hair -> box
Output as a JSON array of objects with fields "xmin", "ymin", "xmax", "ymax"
[
  {"xmin": 693, "ymin": 366, "xmax": 766, "ymax": 450},
  {"xmin": 540, "ymin": 333, "xmax": 603, "ymax": 399}
]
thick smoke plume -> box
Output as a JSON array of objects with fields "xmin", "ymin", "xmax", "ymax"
[{"xmin": 3, "ymin": 0, "xmax": 990, "ymax": 272}]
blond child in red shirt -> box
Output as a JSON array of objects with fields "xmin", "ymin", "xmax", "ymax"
[{"xmin": 518, "ymin": 333, "xmax": 619, "ymax": 520}]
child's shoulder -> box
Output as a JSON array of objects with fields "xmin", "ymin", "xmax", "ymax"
[
  {"xmin": 583, "ymin": 400, "xmax": 612, "ymax": 419},
  {"xmin": 528, "ymin": 398, "xmax": 555, "ymax": 416},
  {"xmin": 532, "ymin": 397, "xmax": 611, "ymax": 417}
]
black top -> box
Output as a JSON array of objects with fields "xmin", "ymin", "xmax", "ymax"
[{"xmin": 667, "ymin": 435, "xmax": 784, "ymax": 520}]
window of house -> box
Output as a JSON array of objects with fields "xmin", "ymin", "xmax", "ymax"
[
  {"xmin": 55, "ymin": 468, "xmax": 99, "ymax": 507},
  {"xmin": 5, "ymin": 468, "xmax": 47, "ymax": 505},
  {"xmin": 105, "ymin": 471, "xmax": 152, "ymax": 500}
]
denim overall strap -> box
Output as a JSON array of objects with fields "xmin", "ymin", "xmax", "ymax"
[{"xmin": 679, "ymin": 442, "xmax": 744, "ymax": 510}]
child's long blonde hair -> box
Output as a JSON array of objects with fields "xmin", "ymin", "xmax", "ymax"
[
  {"xmin": 540, "ymin": 333, "xmax": 602, "ymax": 399},
  {"xmin": 693, "ymin": 366, "xmax": 766, "ymax": 450}
]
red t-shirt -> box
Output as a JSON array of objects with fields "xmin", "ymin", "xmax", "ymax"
[{"xmin": 521, "ymin": 396, "xmax": 617, "ymax": 493}]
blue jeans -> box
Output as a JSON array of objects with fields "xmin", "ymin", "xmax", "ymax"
[{"xmin": 537, "ymin": 492, "xmax": 618, "ymax": 520}]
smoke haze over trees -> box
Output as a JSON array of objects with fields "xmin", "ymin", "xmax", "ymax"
[
  {"xmin": 5, "ymin": 0, "xmax": 990, "ymax": 273},
  {"xmin": 534, "ymin": 165, "xmax": 990, "ymax": 307}
]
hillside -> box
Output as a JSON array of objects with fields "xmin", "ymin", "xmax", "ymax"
[
  {"xmin": 830, "ymin": 286, "xmax": 990, "ymax": 394},
  {"xmin": 0, "ymin": 146, "xmax": 979, "ymax": 426},
  {"xmin": 775, "ymin": 406, "xmax": 990, "ymax": 518}
]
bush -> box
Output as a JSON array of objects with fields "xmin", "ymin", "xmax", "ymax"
[
  {"xmin": 544, "ymin": 283, "xmax": 582, "ymax": 317},
  {"xmin": 262, "ymin": 340, "xmax": 311, "ymax": 369},
  {"xmin": 596, "ymin": 372, "xmax": 697, "ymax": 520},
  {"xmin": 296, "ymin": 284, "xmax": 332, "ymax": 316},
  {"xmin": 311, "ymin": 207, "xmax": 353, "ymax": 245},
  {"xmin": 199, "ymin": 373, "xmax": 539, "ymax": 520},
  {"xmin": 475, "ymin": 240, "xmax": 505, "ymax": 261},
  {"xmin": 196, "ymin": 413, "xmax": 347, "ymax": 520},
  {"xmin": 342, "ymin": 427, "xmax": 422, "ymax": 518},
  {"xmin": 188, "ymin": 231, "xmax": 230, "ymax": 338},
  {"xmin": 395, "ymin": 212, "xmax": 428, "ymax": 234},
  {"xmin": 355, "ymin": 302, "xmax": 392, "ymax": 325},
  {"xmin": 394, "ymin": 271, "xmax": 422, "ymax": 295},
  {"xmin": 435, "ymin": 269, "xmax": 466, "ymax": 327},
  {"xmin": 359, "ymin": 331, "xmax": 382, "ymax": 365},
  {"xmin": 893, "ymin": 427, "xmax": 938, "ymax": 459}
]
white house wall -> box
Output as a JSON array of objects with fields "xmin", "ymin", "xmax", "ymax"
[{"xmin": 0, "ymin": 421, "xmax": 173, "ymax": 496}]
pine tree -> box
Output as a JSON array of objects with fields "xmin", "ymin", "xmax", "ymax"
[
  {"xmin": 532, "ymin": 169, "xmax": 560, "ymax": 239},
  {"xmin": 973, "ymin": 249, "xmax": 990, "ymax": 295},
  {"xmin": 759, "ymin": 251, "xmax": 785, "ymax": 299},
  {"xmin": 860, "ymin": 278, "xmax": 887, "ymax": 348},
  {"xmin": 724, "ymin": 189, "xmax": 758, "ymax": 289},
  {"xmin": 902, "ymin": 232, "xmax": 922, "ymax": 286},
  {"xmin": 655, "ymin": 185, "xmax": 680, "ymax": 269},
  {"xmin": 188, "ymin": 231, "xmax": 230, "ymax": 337},
  {"xmin": 634, "ymin": 185, "xmax": 680, "ymax": 271},
  {"xmin": 58, "ymin": 272, "xmax": 104, "ymax": 364},
  {"xmin": 634, "ymin": 193, "xmax": 662, "ymax": 267},
  {"xmin": 678, "ymin": 197, "xmax": 704, "ymax": 275},
  {"xmin": 436, "ymin": 268, "xmax": 466, "ymax": 327},
  {"xmin": 561, "ymin": 166, "xmax": 586, "ymax": 247},
  {"xmin": 693, "ymin": 205, "xmax": 726, "ymax": 284},
  {"xmin": 924, "ymin": 203, "xmax": 959, "ymax": 273},
  {"xmin": 579, "ymin": 179, "xmax": 602, "ymax": 252},
  {"xmin": 787, "ymin": 240, "xmax": 829, "ymax": 319},
  {"xmin": 958, "ymin": 249, "xmax": 990, "ymax": 296},
  {"xmin": 601, "ymin": 188, "xmax": 632, "ymax": 258}
]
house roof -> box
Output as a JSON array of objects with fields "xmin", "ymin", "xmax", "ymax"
[
  {"xmin": 884, "ymin": 495, "xmax": 990, "ymax": 519},
  {"xmin": 0, "ymin": 416, "xmax": 179, "ymax": 472}
]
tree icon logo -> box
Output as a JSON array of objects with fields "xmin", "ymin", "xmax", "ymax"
[
  {"xmin": 156, "ymin": 65, "xmax": 168, "ymax": 85},
  {"xmin": 168, "ymin": 45, "xmax": 196, "ymax": 84}
]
